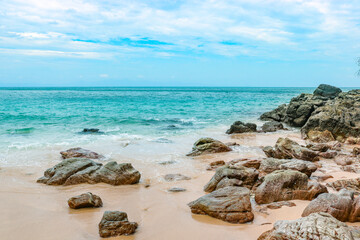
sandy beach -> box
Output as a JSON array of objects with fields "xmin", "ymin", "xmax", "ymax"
[{"xmin": 2, "ymin": 129, "xmax": 360, "ymax": 240}]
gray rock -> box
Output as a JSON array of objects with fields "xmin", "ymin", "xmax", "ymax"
[
  {"xmin": 188, "ymin": 186, "xmax": 254, "ymax": 223},
  {"xmin": 259, "ymin": 158, "xmax": 317, "ymax": 177},
  {"xmin": 37, "ymin": 158, "xmax": 141, "ymax": 186},
  {"xmin": 60, "ymin": 147, "xmax": 104, "ymax": 160},
  {"xmin": 167, "ymin": 187, "xmax": 186, "ymax": 192},
  {"xmin": 187, "ymin": 138, "xmax": 232, "ymax": 156},
  {"xmin": 313, "ymin": 84, "xmax": 342, "ymax": 98},
  {"xmin": 226, "ymin": 121, "xmax": 257, "ymax": 134},
  {"xmin": 164, "ymin": 174, "xmax": 191, "ymax": 182},
  {"xmin": 261, "ymin": 121, "xmax": 284, "ymax": 132},
  {"xmin": 68, "ymin": 192, "xmax": 103, "ymax": 209},
  {"xmin": 327, "ymin": 178, "xmax": 360, "ymax": 194},
  {"xmin": 99, "ymin": 211, "xmax": 138, "ymax": 237}
]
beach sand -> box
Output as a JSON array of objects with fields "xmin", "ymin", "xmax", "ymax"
[{"xmin": 1, "ymin": 130, "xmax": 359, "ymax": 240}]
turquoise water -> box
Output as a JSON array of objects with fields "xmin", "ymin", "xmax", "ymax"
[{"xmin": 0, "ymin": 87, "xmax": 318, "ymax": 152}]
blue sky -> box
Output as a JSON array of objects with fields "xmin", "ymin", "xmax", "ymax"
[{"xmin": 1, "ymin": 0, "xmax": 360, "ymax": 87}]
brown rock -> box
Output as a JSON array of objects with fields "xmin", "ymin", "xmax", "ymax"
[
  {"xmin": 99, "ymin": 211, "xmax": 138, "ymax": 237},
  {"xmin": 206, "ymin": 160, "xmax": 225, "ymax": 171},
  {"xmin": 60, "ymin": 147, "xmax": 104, "ymax": 159},
  {"xmin": 347, "ymin": 137, "xmax": 360, "ymax": 145},
  {"xmin": 228, "ymin": 158, "xmax": 261, "ymax": 169},
  {"xmin": 188, "ymin": 186, "xmax": 254, "ymax": 223},
  {"xmin": 349, "ymin": 196, "xmax": 360, "ymax": 222},
  {"xmin": 164, "ymin": 174, "xmax": 191, "ymax": 182},
  {"xmin": 327, "ymin": 178, "xmax": 360, "ymax": 194},
  {"xmin": 68, "ymin": 192, "xmax": 103, "ymax": 209},
  {"xmin": 319, "ymin": 150, "xmax": 337, "ymax": 159},
  {"xmin": 334, "ymin": 154, "xmax": 356, "ymax": 166},
  {"xmin": 307, "ymin": 130, "xmax": 335, "ymax": 143},
  {"xmin": 259, "ymin": 158, "xmax": 317, "ymax": 177},
  {"xmin": 254, "ymin": 170, "xmax": 327, "ymax": 204},
  {"xmin": 187, "ymin": 138, "xmax": 231, "ymax": 156},
  {"xmin": 354, "ymin": 147, "xmax": 360, "ymax": 156}
]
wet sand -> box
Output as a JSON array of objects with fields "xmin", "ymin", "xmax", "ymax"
[{"xmin": 1, "ymin": 130, "xmax": 360, "ymax": 240}]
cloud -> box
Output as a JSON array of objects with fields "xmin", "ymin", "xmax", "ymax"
[{"xmin": 99, "ymin": 74, "xmax": 109, "ymax": 78}]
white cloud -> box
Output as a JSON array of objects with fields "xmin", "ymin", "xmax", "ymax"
[{"xmin": 99, "ymin": 74, "xmax": 109, "ymax": 78}]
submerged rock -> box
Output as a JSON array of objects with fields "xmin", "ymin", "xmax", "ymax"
[
  {"xmin": 60, "ymin": 147, "xmax": 104, "ymax": 160},
  {"xmin": 226, "ymin": 121, "xmax": 257, "ymax": 134},
  {"xmin": 37, "ymin": 158, "xmax": 141, "ymax": 186},
  {"xmin": 203, "ymin": 165, "xmax": 259, "ymax": 192},
  {"xmin": 263, "ymin": 137, "xmax": 319, "ymax": 162},
  {"xmin": 68, "ymin": 192, "xmax": 103, "ymax": 209},
  {"xmin": 254, "ymin": 170, "xmax": 327, "ymax": 204},
  {"xmin": 164, "ymin": 174, "xmax": 191, "ymax": 182},
  {"xmin": 258, "ymin": 212, "xmax": 359, "ymax": 240},
  {"xmin": 187, "ymin": 138, "xmax": 231, "ymax": 156},
  {"xmin": 261, "ymin": 121, "xmax": 284, "ymax": 132},
  {"xmin": 188, "ymin": 186, "xmax": 254, "ymax": 223},
  {"xmin": 259, "ymin": 158, "xmax": 317, "ymax": 177},
  {"xmin": 99, "ymin": 211, "xmax": 138, "ymax": 237}
]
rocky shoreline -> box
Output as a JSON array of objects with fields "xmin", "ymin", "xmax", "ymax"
[{"xmin": 2, "ymin": 84, "xmax": 360, "ymax": 239}]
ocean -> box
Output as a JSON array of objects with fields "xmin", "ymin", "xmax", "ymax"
[{"xmin": 0, "ymin": 87, "xmax": 317, "ymax": 166}]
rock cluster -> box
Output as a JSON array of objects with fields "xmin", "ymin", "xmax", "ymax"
[
  {"xmin": 99, "ymin": 211, "xmax": 138, "ymax": 237},
  {"xmin": 187, "ymin": 138, "xmax": 232, "ymax": 156},
  {"xmin": 37, "ymin": 158, "xmax": 141, "ymax": 186},
  {"xmin": 226, "ymin": 121, "xmax": 257, "ymax": 134}
]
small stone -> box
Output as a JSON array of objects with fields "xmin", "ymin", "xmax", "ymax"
[
  {"xmin": 68, "ymin": 192, "xmax": 103, "ymax": 209},
  {"xmin": 98, "ymin": 211, "xmax": 138, "ymax": 237},
  {"xmin": 168, "ymin": 187, "xmax": 186, "ymax": 192},
  {"xmin": 164, "ymin": 174, "xmax": 191, "ymax": 182}
]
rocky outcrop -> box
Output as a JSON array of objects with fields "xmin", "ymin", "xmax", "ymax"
[
  {"xmin": 260, "ymin": 85, "xmax": 360, "ymax": 140},
  {"xmin": 327, "ymin": 178, "xmax": 360, "ymax": 194},
  {"xmin": 258, "ymin": 212, "xmax": 360, "ymax": 240},
  {"xmin": 261, "ymin": 121, "xmax": 285, "ymax": 132},
  {"xmin": 226, "ymin": 121, "xmax": 257, "ymax": 134},
  {"xmin": 254, "ymin": 170, "xmax": 327, "ymax": 204},
  {"xmin": 60, "ymin": 147, "xmax": 104, "ymax": 160},
  {"xmin": 187, "ymin": 138, "xmax": 231, "ymax": 156},
  {"xmin": 263, "ymin": 137, "xmax": 319, "ymax": 161},
  {"xmin": 99, "ymin": 211, "xmax": 138, "ymax": 237},
  {"xmin": 37, "ymin": 158, "xmax": 141, "ymax": 186},
  {"xmin": 203, "ymin": 165, "xmax": 259, "ymax": 192},
  {"xmin": 188, "ymin": 186, "xmax": 254, "ymax": 223},
  {"xmin": 306, "ymin": 130, "xmax": 335, "ymax": 143},
  {"xmin": 302, "ymin": 189, "xmax": 354, "ymax": 222},
  {"xmin": 68, "ymin": 192, "xmax": 103, "ymax": 209},
  {"xmin": 259, "ymin": 158, "xmax": 317, "ymax": 177}
]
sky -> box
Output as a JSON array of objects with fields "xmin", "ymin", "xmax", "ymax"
[{"xmin": 1, "ymin": 0, "xmax": 360, "ymax": 87}]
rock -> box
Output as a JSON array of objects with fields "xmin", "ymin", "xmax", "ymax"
[
  {"xmin": 263, "ymin": 137, "xmax": 320, "ymax": 162},
  {"xmin": 261, "ymin": 121, "xmax": 284, "ymax": 132},
  {"xmin": 349, "ymin": 196, "xmax": 360, "ymax": 222},
  {"xmin": 260, "ymin": 104, "xmax": 287, "ymax": 122},
  {"xmin": 68, "ymin": 192, "xmax": 103, "ymax": 209},
  {"xmin": 354, "ymin": 147, "xmax": 360, "ymax": 156},
  {"xmin": 311, "ymin": 173, "xmax": 334, "ymax": 182},
  {"xmin": 188, "ymin": 186, "xmax": 254, "ymax": 223},
  {"xmin": 203, "ymin": 165, "xmax": 259, "ymax": 192},
  {"xmin": 254, "ymin": 170, "xmax": 327, "ymax": 204},
  {"xmin": 226, "ymin": 142, "xmax": 239, "ymax": 146},
  {"xmin": 60, "ymin": 148, "xmax": 104, "ymax": 160},
  {"xmin": 313, "ymin": 84, "xmax": 342, "ymax": 98},
  {"xmin": 306, "ymin": 142, "xmax": 330, "ymax": 152},
  {"xmin": 99, "ymin": 211, "xmax": 138, "ymax": 237},
  {"xmin": 164, "ymin": 174, "xmax": 191, "ymax": 182},
  {"xmin": 348, "ymin": 137, "xmax": 360, "ymax": 145},
  {"xmin": 226, "ymin": 121, "xmax": 257, "ymax": 134},
  {"xmin": 334, "ymin": 154, "xmax": 356, "ymax": 166},
  {"xmin": 187, "ymin": 138, "xmax": 232, "ymax": 156},
  {"xmin": 81, "ymin": 128, "xmax": 103, "ymax": 134},
  {"xmin": 327, "ymin": 178, "xmax": 360, "ymax": 194},
  {"xmin": 259, "ymin": 158, "xmax": 317, "ymax": 177},
  {"xmin": 266, "ymin": 201, "xmax": 296, "ymax": 210},
  {"xmin": 319, "ymin": 150, "xmax": 337, "ymax": 159},
  {"xmin": 37, "ymin": 158, "xmax": 141, "ymax": 186},
  {"xmin": 206, "ymin": 160, "xmax": 225, "ymax": 171},
  {"xmin": 228, "ymin": 158, "xmax": 261, "ymax": 169},
  {"xmin": 258, "ymin": 212, "xmax": 359, "ymax": 240},
  {"xmin": 306, "ymin": 130, "xmax": 335, "ymax": 143},
  {"xmin": 167, "ymin": 187, "xmax": 186, "ymax": 192},
  {"xmin": 302, "ymin": 189, "xmax": 354, "ymax": 222}
]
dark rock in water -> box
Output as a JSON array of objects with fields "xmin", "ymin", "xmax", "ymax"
[
  {"xmin": 153, "ymin": 138, "xmax": 173, "ymax": 143},
  {"xmin": 164, "ymin": 174, "xmax": 191, "ymax": 182},
  {"xmin": 99, "ymin": 211, "xmax": 138, "ymax": 237},
  {"xmin": 313, "ymin": 84, "xmax": 342, "ymax": 98},
  {"xmin": 260, "ymin": 104, "xmax": 287, "ymax": 122},
  {"xmin": 203, "ymin": 165, "xmax": 259, "ymax": 192},
  {"xmin": 162, "ymin": 125, "xmax": 181, "ymax": 130},
  {"xmin": 68, "ymin": 192, "xmax": 103, "ymax": 209},
  {"xmin": 254, "ymin": 170, "xmax": 327, "ymax": 204},
  {"xmin": 261, "ymin": 121, "xmax": 284, "ymax": 132},
  {"xmin": 37, "ymin": 158, "xmax": 141, "ymax": 186},
  {"xmin": 258, "ymin": 212, "xmax": 360, "ymax": 240},
  {"xmin": 60, "ymin": 147, "xmax": 104, "ymax": 160},
  {"xmin": 188, "ymin": 186, "xmax": 254, "ymax": 223},
  {"xmin": 263, "ymin": 137, "xmax": 320, "ymax": 162},
  {"xmin": 327, "ymin": 178, "xmax": 360, "ymax": 194},
  {"xmin": 167, "ymin": 187, "xmax": 186, "ymax": 192},
  {"xmin": 80, "ymin": 128, "xmax": 104, "ymax": 134},
  {"xmin": 226, "ymin": 121, "xmax": 257, "ymax": 134},
  {"xmin": 187, "ymin": 138, "xmax": 231, "ymax": 156},
  {"xmin": 302, "ymin": 189, "xmax": 354, "ymax": 222},
  {"xmin": 259, "ymin": 158, "xmax": 317, "ymax": 177}
]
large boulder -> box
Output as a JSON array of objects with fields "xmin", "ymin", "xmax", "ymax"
[
  {"xmin": 327, "ymin": 178, "xmax": 360, "ymax": 194},
  {"xmin": 263, "ymin": 137, "xmax": 320, "ymax": 161},
  {"xmin": 37, "ymin": 158, "xmax": 141, "ymax": 186},
  {"xmin": 186, "ymin": 138, "xmax": 231, "ymax": 156},
  {"xmin": 203, "ymin": 165, "xmax": 259, "ymax": 192},
  {"xmin": 188, "ymin": 186, "xmax": 254, "ymax": 223},
  {"xmin": 254, "ymin": 170, "xmax": 327, "ymax": 204},
  {"xmin": 259, "ymin": 158, "xmax": 317, "ymax": 177},
  {"xmin": 226, "ymin": 121, "xmax": 257, "ymax": 134},
  {"xmin": 68, "ymin": 192, "xmax": 103, "ymax": 209},
  {"xmin": 99, "ymin": 211, "xmax": 138, "ymax": 237},
  {"xmin": 313, "ymin": 84, "xmax": 342, "ymax": 98},
  {"xmin": 261, "ymin": 121, "xmax": 285, "ymax": 132},
  {"xmin": 60, "ymin": 147, "xmax": 104, "ymax": 160},
  {"xmin": 258, "ymin": 212, "xmax": 360, "ymax": 240},
  {"xmin": 302, "ymin": 189, "xmax": 354, "ymax": 222}
]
